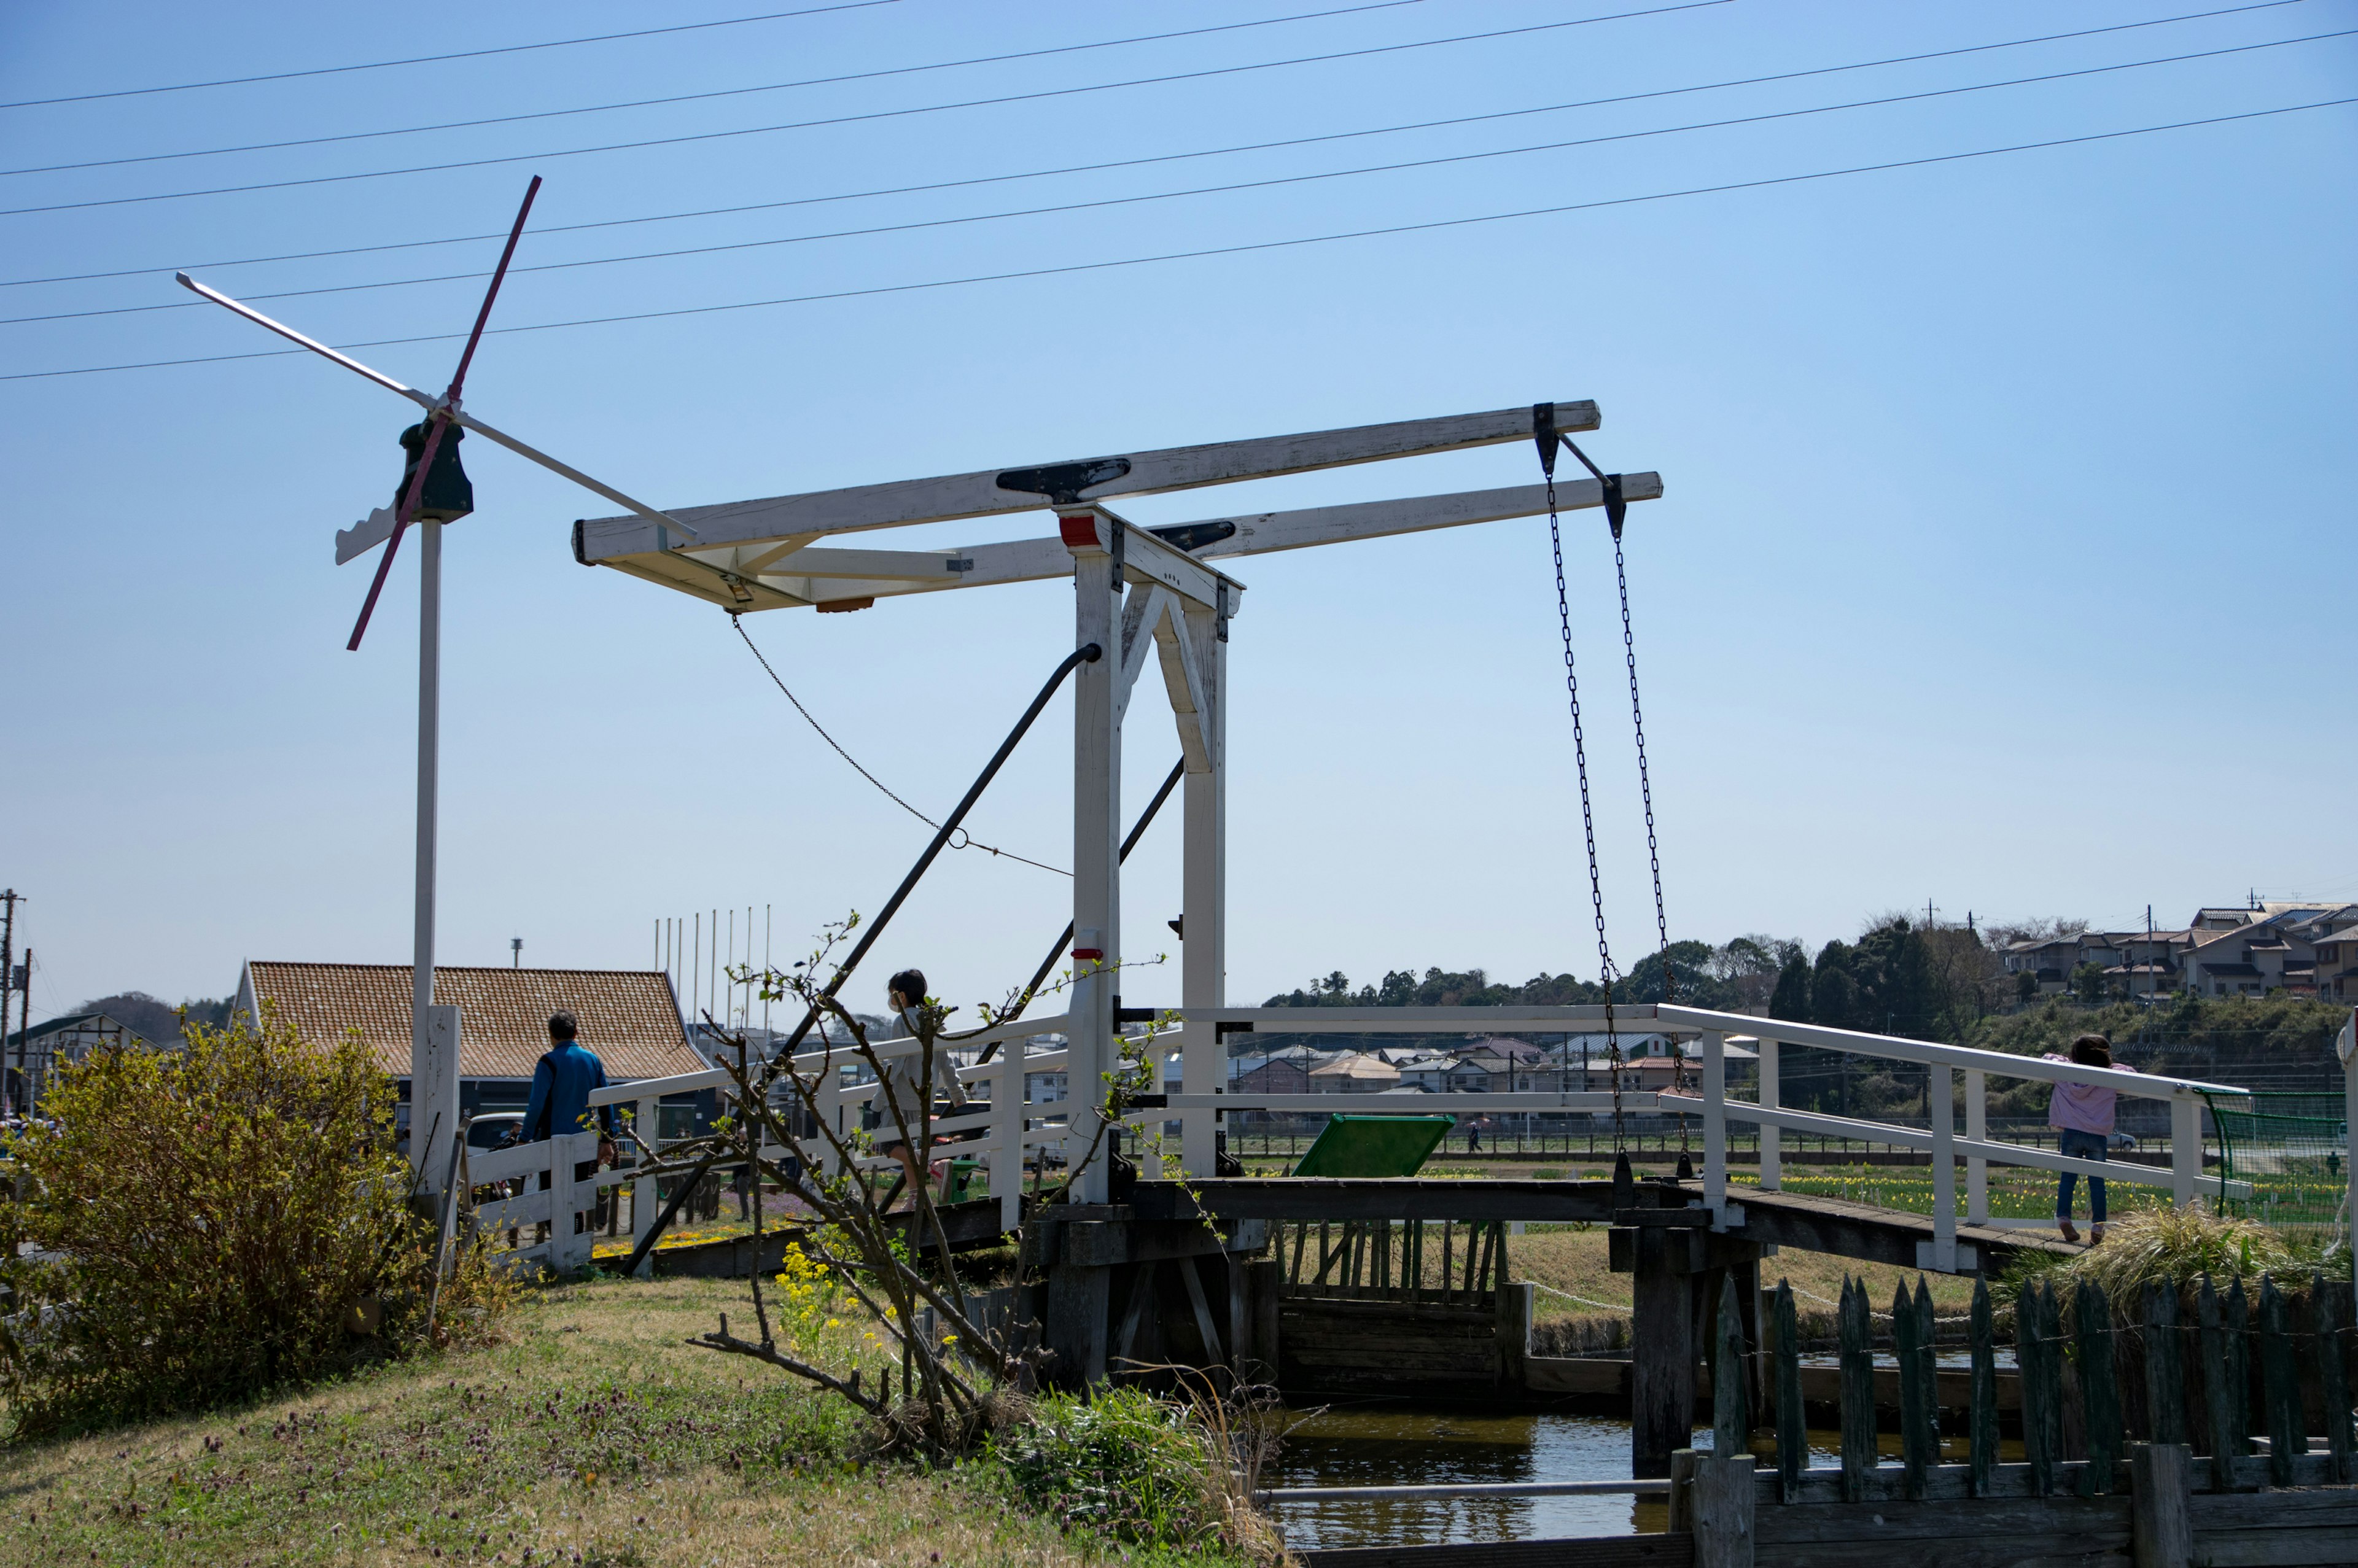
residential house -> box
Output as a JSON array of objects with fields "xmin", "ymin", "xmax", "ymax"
[
  {"xmin": 236, "ymin": 961, "xmax": 712, "ymax": 1145},
  {"xmin": 2, "ymin": 1011, "xmax": 152, "ymax": 1116},
  {"xmin": 1309, "ymin": 1052, "xmax": 1402, "ymax": 1093}
]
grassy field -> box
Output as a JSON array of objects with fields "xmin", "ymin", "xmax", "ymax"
[{"xmin": 0, "ymin": 1275, "xmax": 1202, "ymax": 1568}]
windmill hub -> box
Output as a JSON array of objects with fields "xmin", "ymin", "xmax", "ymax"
[{"xmin": 396, "ymin": 419, "xmax": 473, "ymax": 523}]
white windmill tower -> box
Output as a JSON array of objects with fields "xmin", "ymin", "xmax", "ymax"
[{"xmin": 178, "ymin": 177, "xmax": 701, "ymax": 1210}]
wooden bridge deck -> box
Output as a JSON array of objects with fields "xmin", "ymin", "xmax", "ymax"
[{"xmin": 1130, "ymin": 1177, "xmax": 2074, "ymax": 1274}]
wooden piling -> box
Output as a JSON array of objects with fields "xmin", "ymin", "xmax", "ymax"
[
  {"xmin": 2130, "ymin": 1442, "xmax": 2193, "ymax": 1568},
  {"xmin": 2199, "ymin": 1273, "xmax": 2241, "ymax": 1491},
  {"xmin": 1772, "ymin": 1279, "xmax": 1805, "ymax": 1504},
  {"xmin": 1838, "ymin": 1277, "xmax": 1875, "ymax": 1504},
  {"xmin": 2315, "ymin": 1273, "xmax": 2354, "ymax": 1482},
  {"xmin": 1896, "ymin": 1279, "xmax": 1932, "ymax": 1500},
  {"xmin": 1633, "ymin": 1227, "xmax": 1696, "ymax": 1478},
  {"xmin": 1970, "ymin": 1275, "xmax": 1999, "ymax": 1496},
  {"xmin": 2021, "ymin": 1278, "xmax": 2060, "ymax": 1497},
  {"xmin": 1692, "ymin": 1454, "xmax": 1756, "ymax": 1568},
  {"xmin": 1714, "ymin": 1271, "xmax": 1748, "ymax": 1461},
  {"xmin": 2077, "ymin": 1281, "xmax": 2121, "ymax": 1496},
  {"xmin": 2259, "ymin": 1274, "xmax": 2304, "ymax": 1485},
  {"xmin": 2143, "ymin": 1279, "xmax": 2184, "ymax": 1448}
]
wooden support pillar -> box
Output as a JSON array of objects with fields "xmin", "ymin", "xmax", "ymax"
[
  {"xmin": 2130, "ymin": 1442, "xmax": 2193, "ymax": 1568},
  {"xmin": 1632, "ymin": 1227, "xmax": 1696, "ymax": 1477},
  {"xmin": 1247, "ymin": 1257, "xmax": 1282, "ymax": 1383},
  {"xmin": 1496, "ymin": 1279, "xmax": 1533, "ymax": 1389},
  {"xmin": 1061, "ymin": 508, "xmax": 1123, "ymax": 1205},
  {"xmin": 1046, "ymin": 1262, "xmax": 1111, "ymax": 1389}
]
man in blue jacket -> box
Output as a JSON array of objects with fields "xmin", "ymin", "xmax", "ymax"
[{"xmin": 521, "ymin": 1009, "xmax": 617, "ymax": 1232}]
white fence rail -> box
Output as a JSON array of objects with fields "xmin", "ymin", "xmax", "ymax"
[{"xmin": 469, "ymin": 1003, "xmax": 2274, "ymax": 1278}]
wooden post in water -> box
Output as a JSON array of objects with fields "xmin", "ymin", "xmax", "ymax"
[
  {"xmin": 2021, "ymin": 1278, "xmax": 2061, "ymax": 1497},
  {"xmin": 1838, "ymin": 1277, "xmax": 1875, "ymax": 1503},
  {"xmin": 2315, "ymin": 1273, "xmax": 2354, "ymax": 1481},
  {"xmin": 2130, "ymin": 1442, "xmax": 2194, "ymax": 1568},
  {"xmin": 1667, "ymin": 1448, "xmax": 1699, "ymax": 1534},
  {"xmin": 1970, "ymin": 1276, "xmax": 1999, "ymax": 1496},
  {"xmin": 2224, "ymin": 1275, "xmax": 2252, "ymax": 1469},
  {"xmin": 2259, "ymin": 1275, "xmax": 2304, "ymax": 1485},
  {"xmin": 1633, "ymin": 1227, "xmax": 1697, "ymax": 1478},
  {"xmin": 1912, "ymin": 1278, "xmax": 1939, "ymax": 1464},
  {"xmin": 1772, "ymin": 1279, "xmax": 1805, "ymax": 1503},
  {"xmin": 2144, "ymin": 1280, "xmax": 2185, "ymax": 1448},
  {"xmin": 2077, "ymin": 1281, "xmax": 2122, "ymax": 1496},
  {"xmin": 1896, "ymin": 1280, "xmax": 1932, "ymax": 1500},
  {"xmin": 1714, "ymin": 1271, "xmax": 1748, "ymax": 1460}
]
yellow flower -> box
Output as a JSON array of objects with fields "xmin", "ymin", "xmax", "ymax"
[{"xmin": 825, "ymin": 1318, "xmax": 841, "ymax": 1329}]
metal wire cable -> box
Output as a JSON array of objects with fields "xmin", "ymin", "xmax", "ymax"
[
  {"xmin": 7, "ymin": 0, "xmax": 2311, "ymax": 291},
  {"xmin": 9, "ymin": 98, "xmax": 2346, "ymax": 383},
  {"xmin": 0, "ymin": 2, "xmax": 1729, "ymax": 218},
  {"xmin": 732, "ymin": 614, "xmax": 1070, "ymax": 877},
  {"xmin": 20, "ymin": 28, "xmax": 2347, "ymax": 330}
]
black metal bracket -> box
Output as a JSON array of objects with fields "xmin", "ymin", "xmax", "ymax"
[
  {"xmin": 1533, "ymin": 402, "xmax": 1559, "ymax": 479},
  {"xmin": 1148, "ymin": 519, "xmax": 1238, "ymax": 554},
  {"xmin": 1603, "ymin": 472, "xmax": 1626, "ymax": 540},
  {"xmin": 1215, "ymin": 1020, "xmax": 1255, "ymax": 1039},
  {"xmin": 997, "ymin": 456, "xmax": 1133, "ymax": 505}
]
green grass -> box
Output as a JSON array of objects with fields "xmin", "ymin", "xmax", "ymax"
[{"xmin": 0, "ymin": 1275, "xmax": 1239, "ymax": 1568}]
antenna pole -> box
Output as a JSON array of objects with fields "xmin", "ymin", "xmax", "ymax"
[{"xmin": 410, "ymin": 516, "xmax": 445, "ymax": 1186}]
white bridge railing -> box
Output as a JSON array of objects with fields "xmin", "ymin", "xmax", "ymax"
[{"xmin": 474, "ymin": 1004, "xmax": 2267, "ymax": 1278}]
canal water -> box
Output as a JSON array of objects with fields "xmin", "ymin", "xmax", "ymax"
[{"xmin": 1262, "ymin": 1400, "xmax": 2007, "ymax": 1550}]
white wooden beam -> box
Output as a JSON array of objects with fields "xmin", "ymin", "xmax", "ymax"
[
  {"xmin": 1191, "ymin": 475, "xmax": 1660, "ymax": 561},
  {"xmin": 575, "ymin": 400, "xmax": 1601, "ymax": 562}
]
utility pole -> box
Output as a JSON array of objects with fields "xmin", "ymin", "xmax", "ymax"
[
  {"xmin": 511, "ymin": 937, "xmax": 523, "ymax": 969},
  {"xmin": 0, "ymin": 890, "xmax": 17, "ymax": 1117}
]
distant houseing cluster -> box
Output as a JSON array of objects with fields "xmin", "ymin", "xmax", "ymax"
[
  {"xmin": 1223, "ymin": 1031, "xmax": 1755, "ymax": 1099},
  {"xmin": 2000, "ymin": 901, "xmax": 2358, "ymax": 1001}
]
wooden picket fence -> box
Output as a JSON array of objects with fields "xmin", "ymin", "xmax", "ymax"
[
  {"xmin": 1277, "ymin": 1218, "xmax": 1508, "ymax": 1304},
  {"xmin": 1727, "ymin": 1268, "xmax": 2357, "ymax": 1500}
]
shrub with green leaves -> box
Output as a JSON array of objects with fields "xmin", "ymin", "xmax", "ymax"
[
  {"xmin": 0, "ymin": 1004, "xmax": 508, "ymax": 1435},
  {"xmin": 995, "ymin": 1387, "xmax": 1229, "ymax": 1552}
]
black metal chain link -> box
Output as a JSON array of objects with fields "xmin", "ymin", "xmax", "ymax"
[
  {"xmin": 1540, "ymin": 438, "xmax": 1623, "ymax": 1149},
  {"xmin": 1607, "ymin": 521, "xmax": 1682, "ymax": 1144}
]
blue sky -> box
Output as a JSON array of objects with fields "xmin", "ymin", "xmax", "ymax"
[{"xmin": 2, "ymin": 0, "xmax": 2352, "ymax": 1027}]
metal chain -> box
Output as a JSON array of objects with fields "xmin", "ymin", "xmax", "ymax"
[
  {"xmin": 1543, "ymin": 461, "xmax": 1623, "ymax": 1149},
  {"xmin": 1607, "ymin": 503, "xmax": 1679, "ymax": 1150}
]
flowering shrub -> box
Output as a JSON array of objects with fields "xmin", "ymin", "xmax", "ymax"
[{"xmin": 0, "ymin": 1005, "xmax": 510, "ymax": 1435}]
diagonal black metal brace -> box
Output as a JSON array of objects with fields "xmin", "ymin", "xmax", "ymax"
[{"xmin": 996, "ymin": 456, "xmax": 1133, "ymax": 505}]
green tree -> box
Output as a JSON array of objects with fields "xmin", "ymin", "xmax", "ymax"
[{"xmin": 1769, "ymin": 955, "xmax": 1813, "ymax": 1022}]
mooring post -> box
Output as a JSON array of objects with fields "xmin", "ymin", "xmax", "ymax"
[
  {"xmin": 1692, "ymin": 1453, "xmax": 1757, "ymax": 1568},
  {"xmin": 2129, "ymin": 1442, "xmax": 2193, "ymax": 1568},
  {"xmin": 1632, "ymin": 1227, "xmax": 1696, "ymax": 1477}
]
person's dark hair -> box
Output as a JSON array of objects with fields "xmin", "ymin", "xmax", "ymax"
[
  {"xmin": 2069, "ymin": 1032, "xmax": 2111, "ymax": 1068},
  {"xmin": 548, "ymin": 1009, "xmax": 579, "ymax": 1042},
  {"xmin": 888, "ymin": 969, "xmax": 928, "ymax": 1009}
]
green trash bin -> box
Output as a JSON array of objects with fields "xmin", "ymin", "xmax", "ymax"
[
  {"xmin": 943, "ymin": 1156, "xmax": 981, "ymax": 1202},
  {"xmin": 1290, "ymin": 1115, "xmax": 1455, "ymax": 1178}
]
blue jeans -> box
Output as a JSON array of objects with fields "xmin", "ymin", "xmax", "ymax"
[{"xmin": 2056, "ymin": 1127, "xmax": 2108, "ymax": 1223}]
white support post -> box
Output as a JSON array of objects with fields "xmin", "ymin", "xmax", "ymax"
[
  {"xmin": 996, "ymin": 1047, "xmax": 1023, "ymax": 1235},
  {"xmin": 2173, "ymin": 1091, "xmax": 2203, "ymax": 1211},
  {"xmin": 1702, "ymin": 1031, "xmax": 1726, "ymax": 1211},
  {"xmin": 550, "ymin": 1129, "xmax": 598, "ymax": 1271},
  {"xmin": 1756, "ymin": 1035, "xmax": 1780, "ymax": 1192},
  {"xmin": 415, "ymin": 1003, "xmax": 461, "ymax": 1211},
  {"xmin": 1931, "ymin": 1065, "xmax": 1956, "ymax": 1272},
  {"xmin": 1065, "ymin": 508, "xmax": 1123, "ymax": 1205},
  {"xmin": 1965, "ymin": 1068, "xmax": 1988, "ymax": 1225},
  {"xmin": 410, "ymin": 518, "xmax": 449, "ymax": 1203},
  {"xmin": 816, "ymin": 1048, "xmax": 842, "ymax": 1179},
  {"xmin": 1179, "ymin": 596, "xmax": 1227, "ymax": 1178},
  {"xmin": 632, "ymin": 1092, "xmax": 660, "ymax": 1278}
]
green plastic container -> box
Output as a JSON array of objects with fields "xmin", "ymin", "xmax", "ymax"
[{"xmin": 1290, "ymin": 1114, "xmax": 1455, "ymax": 1178}]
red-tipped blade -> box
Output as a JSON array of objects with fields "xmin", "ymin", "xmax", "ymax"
[{"xmin": 349, "ymin": 175, "xmax": 542, "ymax": 652}]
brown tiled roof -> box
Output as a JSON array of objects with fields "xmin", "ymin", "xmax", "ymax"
[{"xmin": 244, "ymin": 962, "xmax": 701, "ymax": 1082}]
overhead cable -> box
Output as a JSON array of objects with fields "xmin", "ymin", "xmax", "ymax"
[
  {"xmin": 7, "ymin": 97, "xmax": 2346, "ymax": 384},
  {"xmin": 9, "ymin": 29, "xmax": 2340, "ymax": 329},
  {"xmin": 1, "ymin": 0, "xmax": 1445, "ymax": 176},
  {"xmin": 0, "ymin": 1, "xmax": 1733, "ymax": 219},
  {"xmin": 0, "ymin": 1, "xmax": 906, "ymax": 111},
  {"xmin": 0, "ymin": 0, "xmax": 2314, "ymax": 289}
]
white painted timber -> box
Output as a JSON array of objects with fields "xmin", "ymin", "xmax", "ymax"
[
  {"xmin": 575, "ymin": 400, "xmax": 1603, "ymax": 561},
  {"xmin": 1068, "ymin": 519, "xmax": 1122, "ymax": 1205}
]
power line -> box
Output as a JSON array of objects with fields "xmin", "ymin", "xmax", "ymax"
[
  {"xmin": 1, "ymin": 0, "xmax": 1445, "ymax": 177},
  {"xmin": 0, "ymin": 0, "xmax": 2313, "ymax": 290},
  {"xmin": 11, "ymin": 29, "xmax": 2339, "ymax": 330},
  {"xmin": 0, "ymin": 1, "xmax": 1732, "ymax": 219},
  {"xmin": 0, "ymin": 1, "xmax": 906, "ymax": 111},
  {"xmin": 6, "ymin": 96, "xmax": 2344, "ymax": 384}
]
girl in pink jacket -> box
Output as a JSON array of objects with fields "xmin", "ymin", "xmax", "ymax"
[{"xmin": 2045, "ymin": 1033, "xmax": 2133, "ymax": 1244}]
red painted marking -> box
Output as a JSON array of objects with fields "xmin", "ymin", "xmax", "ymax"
[
  {"xmin": 1071, "ymin": 948, "xmax": 1105, "ymax": 963},
  {"xmin": 1059, "ymin": 514, "xmax": 1101, "ymax": 549}
]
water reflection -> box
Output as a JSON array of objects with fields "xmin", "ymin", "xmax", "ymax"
[{"xmin": 1262, "ymin": 1407, "xmax": 1681, "ymax": 1548}]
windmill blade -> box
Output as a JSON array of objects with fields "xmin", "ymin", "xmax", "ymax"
[
  {"xmin": 174, "ymin": 272, "xmax": 437, "ymax": 413},
  {"xmin": 175, "ymin": 273, "xmax": 702, "ymax": 565}
]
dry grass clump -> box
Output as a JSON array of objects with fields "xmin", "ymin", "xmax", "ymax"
[{"xmin": 2023, "ymin": 1205, "xmax": 2302, "ymax": 1303}]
